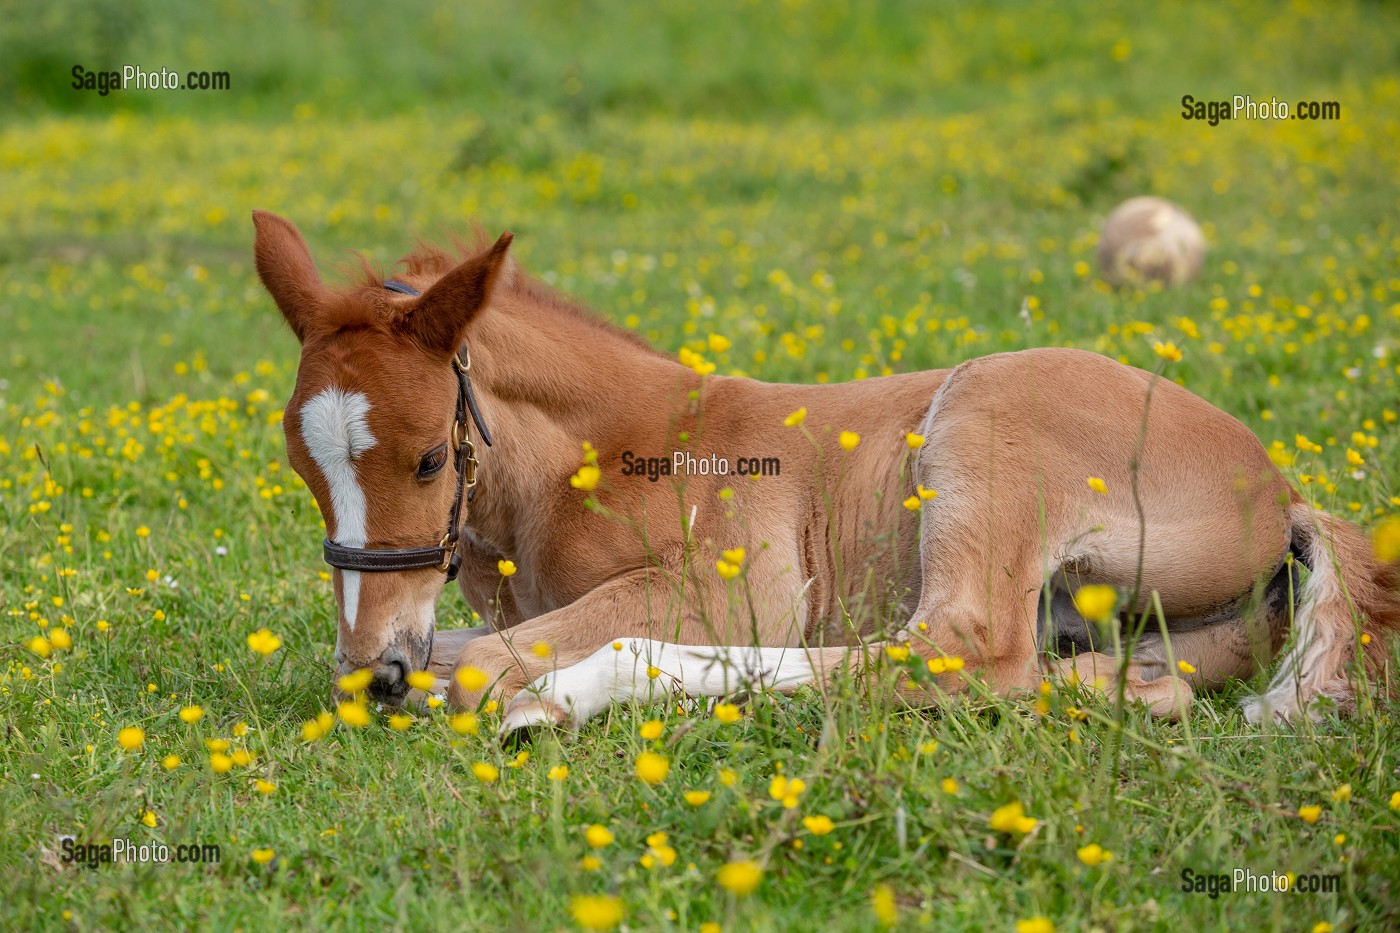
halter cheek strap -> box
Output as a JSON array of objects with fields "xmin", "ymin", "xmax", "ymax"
[{"xmin": 319, "ymin": 279, "xmax": 492, "ymax": 584}]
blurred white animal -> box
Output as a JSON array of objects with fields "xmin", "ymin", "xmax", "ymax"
[{"xmin": 1097, "ymin": 196, "xmax": 1205, "ymax": 287}]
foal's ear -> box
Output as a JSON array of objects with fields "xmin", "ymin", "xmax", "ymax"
[
  {"xmin": 252, "ymin": 210, "xmax": 326, "ymax": 343},
  {"xmin": 402, "ymin": 232, "xmax": 514, "ymax": 357}
]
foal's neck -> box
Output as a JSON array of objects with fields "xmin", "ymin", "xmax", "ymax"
[{"xmin": 462, "ymin": 291, "xmax": 695, "ymax": 551}]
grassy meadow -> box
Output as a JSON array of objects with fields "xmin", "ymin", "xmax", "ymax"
[{"xmin": 3, "ymin": 0, "xmax": 1400, "ymax": 929}]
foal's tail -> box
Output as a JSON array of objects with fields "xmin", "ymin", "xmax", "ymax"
[{"xmin": 1243, "ymin": 501, "xmax": 1400, "ymax": 722}]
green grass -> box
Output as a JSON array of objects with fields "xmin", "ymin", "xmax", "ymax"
[{"xmin": 3, "ymin": 0, "xmax": 1400, "ymax": 930}]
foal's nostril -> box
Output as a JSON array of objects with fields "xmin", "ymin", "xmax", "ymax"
[{"xmin": 368, "ymin": 654, "xmax": 409, "ymax": 702}]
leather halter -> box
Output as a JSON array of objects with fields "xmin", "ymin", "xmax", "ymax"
[{"xmin": 319, "ymin": 279, "xmax": 492, "ymax": 584}]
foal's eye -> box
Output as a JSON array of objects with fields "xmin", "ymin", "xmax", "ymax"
[{"xmin": 417, "ymin": 444, "xmax": 449, "ymax": 479}]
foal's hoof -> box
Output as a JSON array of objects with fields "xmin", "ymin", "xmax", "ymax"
[
  {"xmin": 1143, "ymin": 675, "xmax": 1194, "ymax": 721},
  {"xmin": 499, "ymin": 695, "xmax": 569, "ymax": 741}
]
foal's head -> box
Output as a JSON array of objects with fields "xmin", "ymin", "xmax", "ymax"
[{"xmin": 252, "ymin": 211, "xmax": 512, "ymax": 701}]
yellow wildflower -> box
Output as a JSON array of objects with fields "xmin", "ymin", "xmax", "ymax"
[
  {"xmin": 570, "ymin": 894, "xmax": 623, "ymax": 931},
  {"xmin": 635, "ymin": 751, "xmax": 669, "ymax": 785},
  {"xmin": 716, "ymin": 860, "xmax": 763, "ymax": 896},
  {"xmin": 713, "ymin": 703, "xmax": 742, "ymax": 724},
  {"xmin": 1073, "ymin": 585, "xmax": 1117, "ymax": 623},
  {"xmin": 989, "ymin": 800, "xmax": 1038, "ymax": 834}
]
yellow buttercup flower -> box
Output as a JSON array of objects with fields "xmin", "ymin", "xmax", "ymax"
[
  {"xmin": 684, "ymin": 790, "xmax": 712, "ymax": 806},
  {"xmin": 337, "ymin": 668, "xmax": 373, "ymax": 694},
  {"xmin": 902, "ymin": 495, "xmax": 921, "ymax": 511},
  {"xmin": 585, "ymin": 824, "xmax": 615, "ymax": 848},
  {"xmin": 803, "ymin": 815, "xmax": 835, "ymax": 835},
  {"xmin": 388, "ymin": 713, "xmax": 414, "ymax": 731},
  {"xmin": 1298, "ymin": 805, "xmax": 1322, "ymax": 824},
  {"xmin": 337, "ymin": 700, "xmax": 370, "ymax": 728},
  {"xmin": 871, "ymin": 884, "xmax": 897, "ymax": 927},
  {"xmin": 713, "ymin": 703, "xmax": 742, "ymax": 724},
  {"xmin": 635, "ymin": 751, "xmax": 669, "ymax": 785},
  {"xmin": 117, "ymin": 726, "xmax": 145, "ymax": 751},
  {"xmin": 255, "ymin": 779, "xmax": 276, "ymax": 795},
  {"xmin": 1087, "ymin": 476, "xmax": 1108, "ymax": 494},
  {"xmin": 639, "ymin": 720, "xmax": 664, "ymax": 740},
  {"xmin": 721, "ymin": 547, "xmax": 745, "ymax": 565},
  {"xmin": 28, "ymin": 636, "xmax": 52, "ymax": 659},
  {"xmin": 1153, "ymin": 341, "xmax": 1183, "ymax": 362},
  {"xmin": 839, "ymin": 430, "xmax": 861, "ymax": 451},
  {"xmin": 570, "ymin": 464, "xmax": 601, "ymax": 492},
  {"xmin": 251, "ymin": 847, "xmax": 275, "ymax": 865},
  {"xmin": 497, "ymin": 559, "xmax": 517, "ymax": 577},
  {"xmin": 1077, "ymin": 843, "xmax": 1113, "ymax": 866},
  {"xmin": 472, "ymin": 762, "xmax": 499, "ymax": 783},
  {"xmin": 450, "ymin": 712, "xmax": 479, "ymax": 736},
  {"xmin": 209, "ymin": 752, "xmax": 233, "ymax": 773},
  {"xmin": 179, "ymin": 705, "xmax": 204, "ymax": 723},
  {"xmin": 989, "ymin": 800, "xmax": 1038, "ymax": 834},
  {"xmin": 548, "ymin": 765, "xmax": 569, "ymax": 781},
  {"xmin": 1177, "ymin": 660, "xmax": 1197, "ymax": 674},
  {"xmin": 455, "ymin": 666, "xmax": 488, "ymax": 692},
  {"xmin": 1372, "ymin": 516, "xmax": 1400, "ymax": 563},
  {"xmin": 570, "ymin": 894, "xmax": 623, "ymax": 931},
  {"xmin": 531, "ymin": 641, "xmax": 552, "ymax": 658},
  {"xmin": 1016, "ymin": 918, "xmax": 1054, "ymax": 933},
  {"xmin": 48, "ymin": 628, "xmax": 72, "ymax": 650},
  {"xmin": 716, "ymin": 859, "xmax": 763, "ymax": 896},
  {"xmin": 246, "ymin": 628, "xmax": 282, "ymax": 656},
  {"xmin": 905, "ymin": 433, "xmax": 925, "ymax": 449},
  {"xmin": 161, "ymin": 754, "xmax": 181, "ymax": 770},
  {"xmin": 405, "ymin": 670, "xmax": 436, "ymax": 691},
  {"xmin": 784, "ymin": 407, "xmax": 807, "ymax": 427},
  {"xmin": 141, "ymin": 809, "xmax": 158, "ymax": 828},
  {"xmin": 716, "ymin": 559, "xmax": 740, "ymax": 580},
  {"xmin": 1073, "ymin": 584, "xmax": 1117, "ymax": 624}
]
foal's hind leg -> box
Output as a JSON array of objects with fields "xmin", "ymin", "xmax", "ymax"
[{"xmin": 1046, "ymin": 651, "xmax": 1194, "ymax": 719}]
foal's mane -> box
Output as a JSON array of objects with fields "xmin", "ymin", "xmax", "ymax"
[{"xmin": 347, "ymin": 231, "xmax": 662, "ymax": 356}]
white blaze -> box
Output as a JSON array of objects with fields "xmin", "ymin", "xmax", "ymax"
[{"xmin": 300, "ymin": 388, "xmax": 377, "ymax": 631}]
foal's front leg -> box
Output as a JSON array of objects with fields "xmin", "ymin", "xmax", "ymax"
[{"xmin": 439, "ymin": 569, "xmax": 705, "ymax": 721}]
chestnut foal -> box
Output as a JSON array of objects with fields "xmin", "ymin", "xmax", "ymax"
[{"xmin": 253, "ymin": 212, "xmax": 1398, "ymax": 732}]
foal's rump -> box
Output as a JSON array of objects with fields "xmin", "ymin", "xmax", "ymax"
[{"xmin": 909, "ymin": 347, "xmax": 1396, "ymax": 719}]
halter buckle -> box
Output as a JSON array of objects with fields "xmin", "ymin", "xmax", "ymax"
[
  {"xmin": 451, "ymin": 418, "xmax": 470, "ymax": 451},
  {"xmin": 438, "ymin": 531, "xmax": 456, "ymax": 573}
]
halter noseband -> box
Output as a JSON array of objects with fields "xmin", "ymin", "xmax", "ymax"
[{"xmin": 319, "ymin": 279, "xmax": 492, "ymax": 584}]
